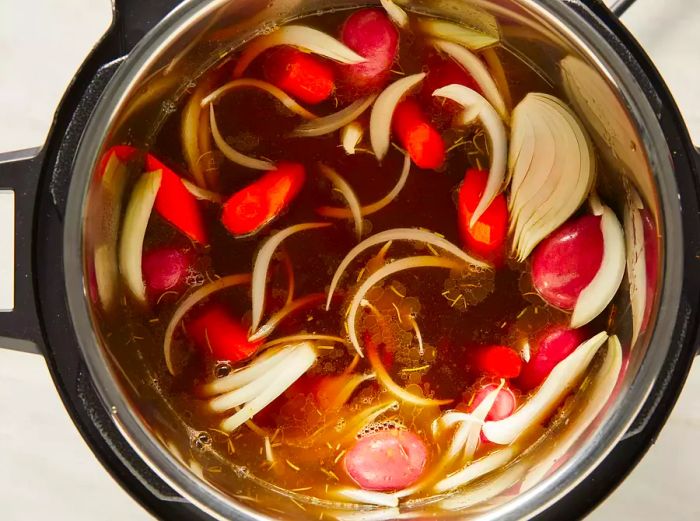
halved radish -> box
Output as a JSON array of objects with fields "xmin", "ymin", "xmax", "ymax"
[
  {"xmin": 264, "ymin": 46, "xmax": 335, "ymax": 104},
  {"xmin": 145, "ymin": 155, "xmax": 208, "ymax": 245},
  {"xmin": 517, "ymin": 326, "xmax": 586, "ymax": 392},
  {"xmin": 467, "ymin": 383, "xmax": 516, "ymax": 422},
  {"xmin": 420, "ymin": 53, "xmax": 480, "ymax": 120},
  {"xmin": 337, "ymin": 8, "xmax": 399, "ymax": 96},
  {"xmin": 344, "ymin": 429, "xmax": 428, "ymax": 491},
  {"xmin": 185, "ymin": 302, "xmax": 262, "ymax": 362},
  {"xmin": 221, "ymin": 162, "xmax": 306, "ymax": 237},
  {"xmin": 142, "ymin": 246, "xmax": 194, "ymax": 302},
  {"xmin": 392, "ymin": 98, "xmax": 445, "ymax": 169},
  {"xmin": 466, "ymin": 345, "xmax": 521, "ymax": 379}
]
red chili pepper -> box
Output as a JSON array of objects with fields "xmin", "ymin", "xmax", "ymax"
[
  {"xmin": 392, "ymin": 98, "xmax": 446, "ymax": 170},
  {"xmin": 264, "ymin": 46, "xmax": 335, "ymax": 105},
  {"xmin": 457, "ymin": 168, "xmax": 508, "ymax": 264},
  {"xmin": 185, "ymin": 302, "xmax": 261, "ymax": 362},
  {"xmin": 145, "ymin": 154, "xmax": 209, "ymax": 245},
  {"xmin": 97, "ymin": 145, "xmax": 138, "ymax": 177},
  {"xmin": 221, "ymin": 162, "xmax": 306, "ymax": 236},
  {"xmin": 466, "ymin": 344, "xmax": 522, "ymax": 379}
]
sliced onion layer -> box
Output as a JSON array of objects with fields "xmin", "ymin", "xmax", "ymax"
[
  {"xmin": 461, "ymin": 380, "xmax": 504, "ymax": 461},
  {"xmin": 182, "ymin": 179, "xmax": 222, "ymax": 203},
  {"xmin": 380, "ymin": 0, "xmax": 409, "ymax": 28},
  {"xmin": 163, "ymin": 273, "xmax": 251, "ymax": 375},
  {"xmin": 624, "ymin": 187, "xmax": 647, "ymax": 346},
  {"xmin": 291, "ymin": 95, "xmax": 376, "ymax": 138},
  {"xmin": 201, "ymin": 78, "xmax": 317, "ymax": 120},
  {"xmin": 118, "ymin": 170, "xmax": 162, "ymax": 305},
  {"xmin": 570, "ymin": 204, "xmax": 625, "ymax": 328},
  {"xmin": 370, "ymin": 73, "xmax": 426, "ymax": 162},
  {"xmin": 341, "ymin": 121, "xmax": 364, "ymax": 155},
  {"xmin": 416, "ymin": 17, "xmax": 499, "ymax": 50},
  {"xmin": 433, "ymin": 445, "xmax": 518, "ymax": 493},
  {"xmin": 347, "ymin": 256, "xmax": 462, "ymax": 356},
  {"xmin": 250, "ymin": 223, "xmax": 331, "ymax": 333},
  {"xmin": 261, "ymin": 334, "xmax": 348, "ymax": 350},
  {"xmin": 317, "ymin": 152, "xmax": 411, "ymax": 219},
  {"xmin": 327, "ymin": 227, "xmax": 489, "ymax": 310},
  {"xmin": 482, "ymin": 331, "xmax": 608, "ymax": 445},
  {"xmin": 233, "ymin": 25, "xmax": 366, "ymax": 78},
  {"xmin": 335, "ymin": 487, "xmax": 399, "ymax": 508},
  {"xmin": 248, "ymin": 293, "xmax": 326, "ymax": 342},
  {"xmin": 182, "ymin": 75, "xmax": 216, "ymax": 188},
  {"xmin": 318, "ymin": 164, "xmax": 363, "ymax": 241},
  {"xmin": 508, "ymin": 93, "xmax": 595, "ymax": 261},
  {"xmin": 432, "ymin": 39, "xmax": 507, "ymax": 120},
  {"xmin": 210, "ymin": 105, "xmax": 275, "ymax": 171},
  {"xmin": 433, "ymin": 84, "xmax": 507, "ymax": 226}
]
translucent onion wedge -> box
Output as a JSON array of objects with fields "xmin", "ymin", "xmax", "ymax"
[
  {"xmin": 433, "ymin": 84, "xmax": 507, "ymax": 226},
  {"xmin": 367, "ymin": 329, "xmax": 452, "ymax": 406},
  {"xmin": 482, "ymin": 48, "xmax": 512, "ymax": 115},
  {"xmin": 220, "ymin": 342, "xmax": 317, "ymax": 432},
  {"xmin": 163, "ymin": 273, "xmax": 251, "ymax": 375},
  {"xmin": 200, "ymin": 346, "xmax": 290, "ymax": 396},
  {"xmin": 482, "ymin": 331, "xmax": 609, "ymax": 445},
  {"xmin": 508, "ymin": 93, "xmax": 595, "ymax": 261},
  {"xmin": 380, "ymin": 0, "xmax": 409, "ymax": 28},
  {"xmin": 209, "ymin": 105, "xmax": 275, "ymax": 171},
  {"xmin": 335, "ymin": 488, "xmax": 399, "ymax": 508},
  {"xmin": 291, "ymin": 95, "xmax": 377, "ymax": 137},
  {"xmin": 317, "ymin": 153, "xmax": 411, "ymax": 219},
  {"xmin": 570, "ymin": 204, "xmax": 625, "ymax": 328},
  {"xmin": 326, "ymin": 373, "xmax": 376, "ymax": 411},
  {"xmin": 433, "ymin": 445, "xmax": 519, "ymax": 493},
  {"xmin": 327, "ymin": 227, "xmax": 489, "ymax": 310},
  {"xmin": 318, "ymin": 164, "xmax": 363, "ymax": 241},
  {"xmin": 437, "ymin": 463, "xmax": 526, "ymax": 511},
  {"xmin": 432, "ymin": 39, "xmax": 507, "ymax": 120},
  {"xmin": 182, "ymin": 179, "xmax": 223, "ymax": 203},
  {"xmin": 201, "ymin": 78, "xmax": 317, "ymax": 120},
  {"xmin": 261, "ymin": 334, "xmax": 348, "ymax": 350},
  {"xmin": 182, "ymin": 75, "xmax": 215, "ymax": 188},
  {"xmin": 341, "ymin": 121, "xmax": 364, "ymax": 155},
  {"xmin": 251, "ymin": 223, "xmax": 331, "ymax": 333},
  {"xmin": 233, "ymin": 25, "xmax": 366, "ymax": 78},
  {"xmin": 462, "ymin": 380, "xmax": 504, "ymax": 461},
  {"xmin": 416, "ymin": 17, "xmax": 499, "ymax": 50},
  {"xmin": 521, "ymin": 335, "xmax": 622, "ymax": 491},
  {"xmin": 118, "ymin": 170, "xmax": 162, "ymax": 305},
  {"xmin": 370, "ymin": 73, "xmax": 426, "ymax": 161},
  {"xmin": 624, "ymin": 188, "xmax": 647, "ymax": 346},
  {"xmin": 331, "ymin": 507, "xmax": 400, "ymax": 521},
  {"xmin": 347, "ymin": 256, "xmax": 462, "ymax": 357},
  {"xmin": 249, "ymin": 293, "xmax": 326, "ymax": 342}
]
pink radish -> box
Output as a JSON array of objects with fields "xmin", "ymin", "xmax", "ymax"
[
  {"xmin": 517, "ymin": 326, "xmax": 586, "ymax": 391},
  {"xmin": 344, "ymin": 429, "xmax": 427, "ymax": 490},
  {"xmin": 142, "ymin": 246, "xmax": 194, "ymax": 301},
  {"xmin": 337, "ymin": 9, "xmax": 399, "ymax": 97}
]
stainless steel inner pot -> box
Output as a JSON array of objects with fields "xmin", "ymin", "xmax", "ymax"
[{"xmin": 64, "ymin": 1, "xmax": 684, "ymax": 519}]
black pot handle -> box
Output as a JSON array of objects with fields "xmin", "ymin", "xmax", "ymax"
[
  {"xmin": 0, "ymin": 148, "xmax": 45, "ymax": 355},
  {"xmin": 112, "ymin": 0, "xmax": 186, "ymax": 52},
  {"xmin": 609, "ymin": 0, "xmax": 638, "ymax": 16}
]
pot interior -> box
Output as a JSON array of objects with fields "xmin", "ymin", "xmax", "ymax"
[{"xmin": 76, "ymin": 1, "xmax": 672, "ymax": 519}]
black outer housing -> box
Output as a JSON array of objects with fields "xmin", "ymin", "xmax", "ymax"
[{"xmin": 0, "ymin": 0, "xmax": 697, "ymax": 520}]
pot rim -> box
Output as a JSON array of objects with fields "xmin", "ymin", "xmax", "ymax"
[{"xmin": 62, "ymin": 1, "xmax": 690, "ymax": 519}]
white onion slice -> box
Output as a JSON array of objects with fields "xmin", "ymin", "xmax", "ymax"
[
  {"xmin": 233, "ymin": 25, "xmax": 366, "ymax": 78},
  {"xmin": 291, "ymin": 95, "xmax": 376, "ymax": 138},
  {"xmin": 118, "ymin": 170, "xmax": 162, "ymax": 305},
  {"xmin": 570, "ymin": 204, "xmax": 625, "ymax": 328},
  {"xmin": 433, "ymin": 445, "xmax": 519, "ymax": 493},
  {"xmin": 248, "ymin": 293, "xmax": 326, "ymax": 342},
  {"xmin": 433, "ymin": 84, "xmax": 507, "ymax": 226},
  {"xmin": 335, "ymin": 488, "xmax": 399, "ymax": 508},
  {"xmin": 182, "ymin": 179, "xmax": 222, "ymax": 203},
  {"xmin": 462, "ymin": 380, "xmax": 504, "ymax": 461},
  {"xmin": 318, "ymin": 164, "xmax": 363, "ymax": 241},
  {"xmin": 508, "ymin": 93, "xmax": 595, "ymax": 261},
  {"xmin": 163, "ymin": 273, "xmax": 251, "ymax": 375},
  {"xmin": 347, "ymin": 256, "xmax": 462, "ymax": 356},
  {"xmin": 220, "ymin": 342, "xmax": 317, "ymax": 432},
  {"xmin": 370, "ymin": 73, "xmax": 426, "ymax": 162},
  {"xmin": 200, "ymin": 346, "xmax": 290, "ymax": 396},
  {"xmin": 201, "ymin": 78, "xmax": 317, "ymax": 120},
  {"xmin": 624, "ymin": 187, "xmax": 647, "ymax": 346},
  {"xmin": 432, "ymin": 40, "xmax": 507, "ymax": 120},
  {"xmin": 331, "ymin": 508, "xmax": 401, "ymax": 521},
  {"xmin": 327, "ymin": 227, "xmax": 489, "ymax": 310},
  {"xmin": 261, "ymin": 334, "xmax": 348, "ymax": 350},
  {"xmin": 482, "ymin": 331, "xmax": 609, "ymax": 445},
  {"xmin": 482, "ymin": 48, "xmax": 512, "ymax": 116},
  {"xmin": 318, "ymin": 153, "xmax": 411, "ymax": 219},
  {"xmin": 521, "ymin": 335, "xmax": 622, "ymax": 491},
  {"xmin": 416, "ymin": 17, "xmax": 499, "ymax": 50},
  {"xmin": 251, "ymin": 223, "xmax": 331, "ymax": 333},
  {"xmin": 182, "ymin": 76, "xmax": 215, "ymax": 188},
  {"xmin": 380, "ymin": 0, "xmax": 409, "ymax": 28},
  {"xmin": 341, "ymin": 121, "xmax": 364, "ymax": 155},
  {"xmin": 209, "ymin": 105, "xmax": 275, "ymax": 171},
  {"xmin": 438, "ymin": 464, "xmax": 526, "ymax": 511}
]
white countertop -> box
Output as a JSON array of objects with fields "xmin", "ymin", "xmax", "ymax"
[{"xmin": 0, "ymin": 0, "xmax": 698, "ymax": 519}]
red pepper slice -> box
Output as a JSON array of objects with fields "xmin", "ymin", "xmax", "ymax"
[
  {"xmin": 185, "ymin": 302, "xmax": 261, "ymax": 362},
  {"xmin": 457, "ymin": 168, "xmax": 508, "ymax": 265},
  {"xmin": 221, "ymin": 162, "xmax": 306, "ymax": 236},
  {"xmin": 392, "ymin": 98, "xmax": 446, "ymax": 170},
  {"xmin": 97, "ymin": 145, "xmax": 138, "ymax": 177},
  {"xmin": 146, "ymin": 154, "xmax": 209, "ymax": 245},
  {"xmin": 466, "ymin": 344, "xmax": 522, "ymax": 379},
  {"xmin": 264, "ymin": 46, "xmax": 335, "ymax": 105}
]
